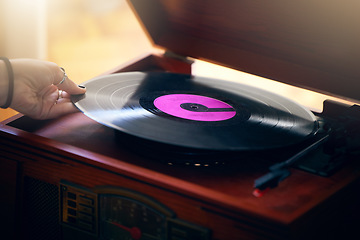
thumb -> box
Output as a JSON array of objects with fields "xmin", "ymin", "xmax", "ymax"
[
  {"xmin": 55, "ymin": 68, "xmax": 86, "ymax": 95},
  {"xmin": 59, "ymin": 77, "xmax": 86, "ymax": 95}
]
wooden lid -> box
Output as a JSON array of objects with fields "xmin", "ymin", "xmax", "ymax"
[{"xmin": 128, "ymin": 0, "xmax": 360, "ymax": 102}]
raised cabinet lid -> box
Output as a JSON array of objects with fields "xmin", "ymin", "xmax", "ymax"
[{"xmin": 128, "ymin": 0, "xmax": 360, "ymax": 102}]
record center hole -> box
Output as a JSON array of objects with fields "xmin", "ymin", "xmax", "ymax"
[{"xmin": 180, "ymin": 103, "xmax": 208, "ymax": 112}]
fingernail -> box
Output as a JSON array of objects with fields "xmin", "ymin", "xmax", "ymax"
[{"xmin": 78, "ymin": 85, "xmax": 86, "ymax": 89}]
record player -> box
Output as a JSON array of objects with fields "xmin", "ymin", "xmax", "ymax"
[{"xmin": 1, "ymin": 0, "xmax": 360, "ymax": 239}]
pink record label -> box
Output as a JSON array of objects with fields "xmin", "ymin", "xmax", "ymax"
[{"xmin": 153, "ymin": 94, "xmax": 236, "ymax": 121}]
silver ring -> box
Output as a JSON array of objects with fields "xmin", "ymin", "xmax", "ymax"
[
  {"xmin": 58, "ymin": 67, "xmax": 67, "ymax": 85},
  {"xmin": 58, "ymin": 90, "xmax": 63, "ymax": 99}
]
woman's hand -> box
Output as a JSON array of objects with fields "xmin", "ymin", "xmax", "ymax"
[{"xmin": 5, "ymin": 59, "xmax": 86, "ymax": 119}]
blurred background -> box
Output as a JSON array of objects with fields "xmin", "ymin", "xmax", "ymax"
[{"xmin": 0, "ymin": 0, "xmax": 352, "ymax": 121}]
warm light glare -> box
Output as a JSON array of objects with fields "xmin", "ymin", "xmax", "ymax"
[
  {"xmin": 1, "ymin": 0, "xmax": 47, "ymax": 59},
  {"xmin": 192, "ymin": 60, "xmax": 354, "ymax": 112},
  {"xmin": 46, "ymin": 0, "xmax": 152, "ymax": 82}
]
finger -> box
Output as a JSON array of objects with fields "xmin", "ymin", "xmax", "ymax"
[
  {"xmin": 59, "ymin": 90, "xmax": 71, "ymax": 99},
  {"xmin": 55, "ymin": 67, "xmax": 86, "ymax": 95},
  {"xmin": 59, "ymin": 77, "xmax": 86, "ymax": 95},
  {"xmin": 46, "ymin": 100, "xmax": 80, "ymax": 119}
]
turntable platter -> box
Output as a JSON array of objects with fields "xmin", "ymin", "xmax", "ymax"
[{"xmin": 72, "ymin": 72, "xmax": 318, "ymax": 153}]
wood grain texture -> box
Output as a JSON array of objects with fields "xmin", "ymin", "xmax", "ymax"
[
  {"xmin": 1, "ymin": 97, "xmax": 360, "ymax": 239},
  {"xmin": 128, "ymin": 0, "xmax": 360, "ymax": 102},
  {"xmin": 1, "ymin": 35, "xmax": 360, "ymax": 239}
]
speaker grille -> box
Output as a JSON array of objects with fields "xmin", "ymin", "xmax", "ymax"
[{"xmin": 23, "ymin": 176, "xmax": 60, "ymax": 240}]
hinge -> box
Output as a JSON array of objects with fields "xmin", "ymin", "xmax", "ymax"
[{"xmin": 164, "ymin": 51, "xmax": 194, "ymax": 65}]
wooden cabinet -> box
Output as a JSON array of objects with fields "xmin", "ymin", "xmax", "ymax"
[
  {"xmin": 1, "ymin": 88, "xmax": 360, "ymax": 239},
  {"xmin": 0, "ymin": 157, "xmax": 19, "ymax": 239}
]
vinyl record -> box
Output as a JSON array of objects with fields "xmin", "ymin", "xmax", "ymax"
[{"xmin": 72, "ymin": 72, "xmax": 318, "ymax": 153}]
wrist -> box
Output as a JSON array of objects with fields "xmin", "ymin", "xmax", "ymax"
[
  {"xmin": 0, "ymin": 60, "xmax": 8, "ymax": 106},
  {"xmin": 0, "ymin": 57, "xmax": 14, "ymax": 109}
]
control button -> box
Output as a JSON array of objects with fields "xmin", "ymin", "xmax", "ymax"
[
  {"xmin": 79, "ymin": 195, "xmax": 94, "ymax": 206},
  {"xmin": 67, "ymin": 208, "xmax": 77, "ymax": 216},
  {"xmin": 67, "ymin": 200, "xmax": 76, "ymax": 208},
  {"xmin": 78, "ymin": 204, "xmax": 94, "ymax": 215},
  {"xmin": 67, "ymin": 192, "xmax": 77, "ymax": 200}
]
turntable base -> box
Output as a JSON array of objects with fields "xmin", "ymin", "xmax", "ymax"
[
  {"xmin": 1, "ymin": 112, "xmax": 360, "ymax": 240},
  {"xmin": 2, "ymin": 0, "xmax": 360, "ymax": 238}
]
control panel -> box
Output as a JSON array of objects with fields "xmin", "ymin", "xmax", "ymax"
[{"xmin": 60, "ymin": 180, "xmax": 210, "ymax": 240}]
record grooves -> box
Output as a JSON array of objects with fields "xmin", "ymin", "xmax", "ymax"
[{"xmin": 72, "ymin": 72, "xmax": 318, "ymax": 162}]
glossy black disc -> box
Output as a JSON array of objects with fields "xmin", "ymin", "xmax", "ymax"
[{"xmin": 72, "ymin": 72, "xmax": 318, "ymax": 152}]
